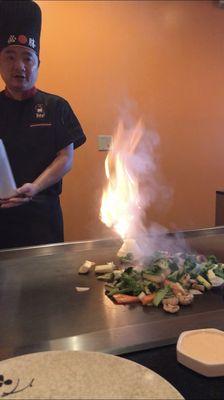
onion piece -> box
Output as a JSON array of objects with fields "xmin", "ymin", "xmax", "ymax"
[{"xmin": 75, "ymin": 287, "xmax": 90, "ymax": 292}]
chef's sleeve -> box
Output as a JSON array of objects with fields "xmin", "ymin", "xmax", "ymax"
[{"xmin": 55, "ymin": 99, "xmax": 86, "ymax": 152}]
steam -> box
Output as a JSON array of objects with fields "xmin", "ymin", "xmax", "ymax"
[{"xmin": 135, "ymin": 223, "xmax": 191, "ymax": 261}]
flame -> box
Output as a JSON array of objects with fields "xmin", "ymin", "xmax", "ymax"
[{"xmin": 100, "ymin": 120, "xmax": 143, "ymax": 239}]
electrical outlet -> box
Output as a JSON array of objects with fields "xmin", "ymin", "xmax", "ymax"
[{"xmin": 98, "ymin": 135, "xmax": 113, "ymax": 151}]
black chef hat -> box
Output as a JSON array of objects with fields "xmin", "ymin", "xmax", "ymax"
[{"xmin": 0, "ymin": 0, "xmax": 41, "ymax": 57}]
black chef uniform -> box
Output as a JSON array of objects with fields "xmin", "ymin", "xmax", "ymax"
[{"xmin": 0, "ymin": 89, "xmax": 86, "ymax": 249}]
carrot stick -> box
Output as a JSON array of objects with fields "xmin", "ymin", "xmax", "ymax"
[
  {"xmin": 113, "ymin": 294, "xmax": 140, "ymax": 304},
  {"xmin": 140, "ymin": 293, "xmax": 155, "ymax": 305}
]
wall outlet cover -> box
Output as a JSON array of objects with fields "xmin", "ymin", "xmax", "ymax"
[{"xmin": 98, "ymin": 135, "xmax": 113, "ymax": 151}]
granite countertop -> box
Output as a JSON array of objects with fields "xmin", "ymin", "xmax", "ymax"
[
  {"xmin": 0, "ymin": 350, "xmax": 183, "ymax": 399},
  {"xmin": 122, "ymin": 344, "xmax": 224, "ymax": 400}
]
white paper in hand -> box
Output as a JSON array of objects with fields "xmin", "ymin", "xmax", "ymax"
[{"xmin": 0, "ymin": 139, "xmax": 17, "ymax": 199}]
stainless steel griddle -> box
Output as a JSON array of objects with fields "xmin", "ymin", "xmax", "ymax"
[{"xmin": 0, "ymin": 227, "xmax": 224, "ymax": 361}]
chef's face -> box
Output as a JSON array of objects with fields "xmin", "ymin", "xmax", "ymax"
[{"xmin": 0, "ymin": 45, "xmax": 39, "ymax": 92}]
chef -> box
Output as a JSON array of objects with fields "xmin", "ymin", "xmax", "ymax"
[{"xmin": 0, "ymin": 0, "xmax": 86, "ymax": 249}]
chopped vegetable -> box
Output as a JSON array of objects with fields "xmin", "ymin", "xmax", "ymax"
[
  {"xmin": 113, "ymin": 294, "xmax": 140, "ymax": 304},
  {"xmin": 81, "ymin": 250, "xmax": 224, "ymax": 313},
  {"xmin": 107, "ymin": 287, "xmax": 132, "ymax": 297},
  {"xmin": 207, "ymin": 255, "xmax": 218, "ymax": 264},
  {"xmin": 153, "ymin": 287, "xmax": 170, "ymax": 307},
  {"xmin": 192, "ymin": 283, "xmax": 205, "ymax": 292},
  {"xmin": 162, "ymin": 297, "xmax": 179, "ymax": 306},
  {"xmin": 97, "ymin": 273, "xmax": 114, "ymax": 282},
  {"xmin": 207, "ymin": 270, "xmax": 224, "ymax": 287},
  {"xmin": 197, "ymin": 275, "xmax": 212, "ymax": 289},
  {"xmin": 119, "ymin": 252, "xmax": 134, "ymax": 264},
  {"xmin": 212, "ymin": 264, "xmax": 224, "ymax": 280},
  {"xmin": 75, "ymin": 287, "xmax": 90, "ymax": 292},
  {"xmin": 177, "ymin": 292, "xmax": 194, "ymax": 305},
  {"xmin": 95, "ymin": 263, "xmax": 114, "ymax": 274},
  {"xmin": 78, "ymin": 260, "xmax": 95, "ymax": 274},
  {"xmin": 140, "ymin": 293, "xmax": 155, "ymax": 306},
  {"xmin": 190, "ymin": 289, "xmax": 203, "ymax": 295},
  {"xmin": 142, "ymin": 268, "xmax": 166, "ymax": 283},
  {"xmin": 163, "ymin": 303, "xmax": 180, "ymax": 313},
  {"xmin": 164, "ymin": 280, "xmax": 186, "ymax": 295}
]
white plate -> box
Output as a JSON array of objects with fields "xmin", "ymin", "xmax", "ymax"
[
  {"xmin": 177, "ymin": 328, "xmax": 224, "ymax": 377},
  {"xmin": 0, "ymin": 139, "xmax": 17, "ymax": 199},
  {"xmin": 0, "ymin": 350, "xmax": 183, "ymax": 399}
]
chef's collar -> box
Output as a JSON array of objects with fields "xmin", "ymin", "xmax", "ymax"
[{"xmin": 4, "ymin": 86, "xmax": 37, "ymax": 100}]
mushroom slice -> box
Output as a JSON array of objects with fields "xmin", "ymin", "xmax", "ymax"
[
  {"xmin": 162, "ymin": 296, "xmax": 179, "ymax": 306},
  {"xmin": 192, "ymin": 283, "xmax": 205, "ymax": 292},
  {"xmin": 163, "ymin": 303, "xmax": 180, "ymax": 313},
  {"xmin": 177, "ymin": 292, "xmax": 194, "ymax": 305},
  {"xmin": 189, "ymin": 289, "xmax": 203, "ymax": 295}
]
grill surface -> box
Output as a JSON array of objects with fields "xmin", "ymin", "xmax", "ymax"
[{"xmin": 0, "ymin": 228, "xmax": 224, "ymax": 361}]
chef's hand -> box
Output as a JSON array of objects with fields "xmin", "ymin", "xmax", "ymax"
[{"xmin": 0, "ymin": 183, "xmax": 38, "ymax": 208}]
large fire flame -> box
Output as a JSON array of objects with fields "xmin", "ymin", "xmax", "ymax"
[{"xmin": 100, "ymin": 120, "xmax": 144, "ymax": 240}]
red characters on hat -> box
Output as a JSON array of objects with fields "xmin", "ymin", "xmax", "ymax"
[{"xmin": 18, "ymin": 35, "xmax": 28, "ymax": 45}]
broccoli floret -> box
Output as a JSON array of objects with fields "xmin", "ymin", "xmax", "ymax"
[
  {"xmin": 168, "ymin": 260, "xmax": 179, "ymax": 272},
  {"xmin": 184, "ymin": 256, "xmax": 196, "ymax": 272},
  {"xmin": 125, "ymin": 266, "xmax": 134, "ymax": 274},
  {"xmin": 207, "ymin": 255, "xmax": 218, "ymax": 264},
  {"xmin": 118, "ymin": 271, "xmax": 142, "ymax": 295},
  {"xmin": 144, "ymin": 264, "xmax": 162, "ymax": 275},
  {"xmin": 119, "ymin": 252, "xmax": 134, "ymax": 264},
  {"xmin": 167, "ymin": 270, "xmax": 179, "ymax": 282},
  {"xmin": 147, "ymin": 282, "xmax": 159, "ymax": 293},
  {"xmin": 213, "ymin": 264, "xmax": 224, "ymax": 279}
]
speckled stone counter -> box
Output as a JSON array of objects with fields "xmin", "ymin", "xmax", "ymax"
[
  {"xmin": 122, "ymin": 344, "xmax": 224, "ymax": 400},
  {"xmin": 0, "ymin": 351, "xmax": 183, "ymax": 399}
]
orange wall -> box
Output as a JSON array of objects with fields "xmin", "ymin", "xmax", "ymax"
[{"xmin": 1, "ymin": 0, "xmax": 224, "ymax": 240}]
